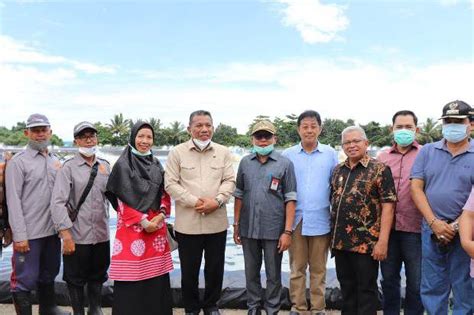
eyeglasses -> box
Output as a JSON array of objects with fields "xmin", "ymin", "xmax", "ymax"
[
  {"xmin": 253, "ymin": 132, "xmax": 273, "ymax": 140},
  {"xmin": 342, "ymin": 139, "xmax": 365, "ymax": 146},
  {"xmin": 76, "ymin": 134, "xmax": 97, "ymax": 141}
]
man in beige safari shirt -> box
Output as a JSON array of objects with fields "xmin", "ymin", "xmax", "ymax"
[{"xmin": 165, "ymin": 110, "xmax": 235, "ymax": 315}]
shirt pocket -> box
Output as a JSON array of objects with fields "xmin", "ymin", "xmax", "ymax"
[
  {"xmin": 209, "ymin": 164, "xmax": 225, "ymax": 181},
  {"xmin": 180, "ymin": 163, "xmax": 197, "ymax": 181}
]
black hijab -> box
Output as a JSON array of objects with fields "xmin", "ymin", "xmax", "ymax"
[{"xmin": 105, "ymin": 121, "xmax": 164, "ymax": 213}]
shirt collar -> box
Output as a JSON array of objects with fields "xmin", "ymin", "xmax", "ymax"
[
  {"xmin": 186, "ymin": 139, "xmax": 214, "ymax": 152},
  {"xmin": 250, "ymin": 150, "xmax": 278, "ymax": 161},
  {"xmin": 74, "ymin": 152, "xmax": 97, "ymax": 166},
  {"xmin": 25, "ymin": 146, "xmax": 48, "ymax": 158},
  {"xmin": 388, "ymin": 141, "xmax": 421, "ymax": 154},
  {"xmin": 434, "ymin": 138, "xmax": 474, "ymax": 153},
  {"xmin": 298, "ymin": 142, "xmax": 324, "ymax": 154},
  {"xmin": 344, "ymin": 154, "xmax": 370, "ymax": 169}
]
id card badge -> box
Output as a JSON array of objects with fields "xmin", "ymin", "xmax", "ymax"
[{"xmin": 269, "ymin": 176, "xmax": 281, "ymax": 192}]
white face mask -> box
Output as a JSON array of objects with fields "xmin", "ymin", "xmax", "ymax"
[
  {"xmin": 78, "ymin": 146, "xmax": 97, "ymax": 157},
  {"xmin": 193, "ymin": 138, "xmax": 211, "ymax": 150}
]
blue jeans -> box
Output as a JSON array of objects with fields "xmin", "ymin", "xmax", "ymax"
[
  {"xmin": 381, "ymin": 231, "xmax": 423, "ymax": 315},
  {"xmin": 421, "ymin": 221, "xmax": 473, "ymax": 315}
]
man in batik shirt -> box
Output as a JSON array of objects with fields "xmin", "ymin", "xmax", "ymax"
[{"xmin": 330, "ymin": 126, "xmax": 397, "ymax": 315}]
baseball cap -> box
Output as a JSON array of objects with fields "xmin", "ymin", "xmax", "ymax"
[
  {"xmin": 26, "ymin": 113, "xmax": 50, "ymax": 128},
  {"xmin": 73, "ymin": 121, "xmax": 97, "ymax": 137},
  {"xmin": 440, "ymin": 100, "xmax": 473, "ymax": 119},
  {"xmin": 251, "ymin": 120, "xmax": 276, "ymax": 135}
]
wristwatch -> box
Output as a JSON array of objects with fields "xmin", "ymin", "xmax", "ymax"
[{"xmin": 215, "ymin": 198, "xmax": 224, "ymax": 208}]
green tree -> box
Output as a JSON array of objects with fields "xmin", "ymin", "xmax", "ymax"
[
  {"xmin": 418, "ymin": 118, "xmax": 442, "ymax": 144},
  {"xmin": 162, "ymin": 121, "xmax": 188, "ymax": 145},
  {"xmin": 319, "ymin": 119, "xmax": 353, "ymax": 147},
  {"xmin": 94, "ymin": 122, "xmax": 114, "ymax": 145},
  {"xmin": 361, "ymin": 121, "xmax": 392, "ymax": 147},
  {"xmin": 107, "ymin": 113, "xmax": 130, "ymax": 145},
  {"xmin": 272, "ymin": 115, "xmax": 298, "ymax": 147},
  {"xmin": 213, "ymin": 123, "xmax": 238, "ymax": 145}
]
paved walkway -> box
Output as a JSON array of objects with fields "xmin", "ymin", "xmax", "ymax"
[{"xmin": 0, "ymin": 305, "xmax": 363, "ymax": 314}]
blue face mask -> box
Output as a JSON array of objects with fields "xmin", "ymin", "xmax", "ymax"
[
  {"xmin": 442, "ymin": 123, "xmax": 468, "ymax": 143},
  {"xmin": 393, "ymin": 129, "xmax": 415, "ymax": 147},
  {"xmin": 129, "ymin": 144, "xmax": 152, "ymax": 156},
  {"xmin": 252, "ymin": 144, "xmax": 274, "ymax": 156}
]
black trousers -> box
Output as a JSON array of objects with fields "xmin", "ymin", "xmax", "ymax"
[
  {"xmin": 112, "ymin": 273, "xmax": 172, "ymax": 315},
  {"xmin": 175, "ymin": 230, "xmax": 227, "ymax": 313},
  {"xmin": 334, "ymin": 249, "xmax": 379, "ymax": 315},
  {"xmin": 63, "ymin": 241, "xmax": 110, "ymax": 286}
]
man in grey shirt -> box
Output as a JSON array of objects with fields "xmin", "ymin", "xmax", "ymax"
[
  {"xmin": 6, "ymin": 114, "xmax": 69, "ymax": 315},
  {"xmin": 51, "ymin": 122, "xmax": 110, "ymax": 315},
  {"xmin": 233, "ymin": 120, "xmax": 297, "ymax": 315}
]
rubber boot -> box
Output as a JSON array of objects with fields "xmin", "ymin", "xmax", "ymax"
[
  {"xmin": 38, "ymin": 283, "xmax": 71, "ymax": 315},
  {"xmin": 67, "ymin": 284, "xmax": 85, "ymax": 315},
  {"xmin": 86, "ymin": 282, "xmax": 103, "ymax": 315},
  {"xmin": 12, "ymin": 291, "xmax": 32, "ymax": 315}
]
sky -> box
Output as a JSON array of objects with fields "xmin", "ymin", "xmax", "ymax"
[{"xmin": 0, "ymin": 0, "xmax": 473, "ymax": 141}]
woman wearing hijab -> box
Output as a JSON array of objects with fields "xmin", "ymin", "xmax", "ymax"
[{"xmin": 106, "ymin": 121, "xmax": 173, "ymax": 315}]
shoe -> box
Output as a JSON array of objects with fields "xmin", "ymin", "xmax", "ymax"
[
  {"xmin": 86, "ymin": 283, "xmax": 103, "ymax": 315},
  {"xmin": 203, "ymin": 308, "xmax": 221, "ymax": 315},
  {"xmin": 185, "ymin": 312, "xmax": 200, "ymax": 315},
  {"xmin": 38, "ymin": 283, "xmax": 71, "ymax": 315},
  {"xmin": 311, "ymin": 312, "xmax": 326, "ymax": 315},
  {"xmin": 12, "ymin": 291, "xmax": 32, "ymax": 315},
  {"xmin": 67, "ymin": 284, "xmax": 85, "ymax": 315},
  {"xmin": 247, "ymin": 308, "xmax": 262, "ymax": 315}
]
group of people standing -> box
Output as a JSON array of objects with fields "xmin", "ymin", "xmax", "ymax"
[{"xmin": 0, "ymin": 100, "xmax": 473, "ymax": 315}]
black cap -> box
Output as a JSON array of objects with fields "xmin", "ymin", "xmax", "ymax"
[
  {"xmin": 440, "ymin": 100, "xmax": 473, "ymax": 119},
  {"xmin": 73, "ymin": 121, "xmax": 97, "ymax": 137}
]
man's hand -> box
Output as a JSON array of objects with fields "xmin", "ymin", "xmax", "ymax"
[
  {"xmin": 195, "ymin": 197, "xmax": 219, "ymax": 215},
  {"xmin": 372, "ymin": 240, "xmax": 388, "ymax": 261},
  {"xmin": 278, "ymin": 233, "xmax": 292, "ymax": 253},
  {"xmin": 431, "ymin": 219, "xmax": 456, "ymax": 244},
  {"xmin": 60, "ymin": 230, "xmax": 75, "ymax": 255},
  {"xmin": 2, "ymin": 228, "xmax": 12, "ymax": 247},
  {"xmin": 13, "ymin": 240, "xmax": 30, "ymax": 253},
  {"xmin": 233, "ymin": 225, "xmax": 241, "ymax": 245}
]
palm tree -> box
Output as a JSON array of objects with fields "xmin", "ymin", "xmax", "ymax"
[
  {"xmin": 107, "ymin": 113, "xmax": 130, "ymax": 137},
  {"xmin": 147, "ymin": 118, "xmax": 162, "ymax": 131},
  {"xmin": 418, "ymin": 118, "xmax": 442, "ymax": 144}
]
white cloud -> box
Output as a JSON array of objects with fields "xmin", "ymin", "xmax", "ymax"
[
  {"xmin": 275, "ymin": 0, "xmax": 349, "ymax": 44},
  {"xmin": 0, "ymin": 35, "xmax": 116, "ymax": 74},
  {"xmin": 1, "ymin": 36, "xmax": 473, "ymax": 141}
]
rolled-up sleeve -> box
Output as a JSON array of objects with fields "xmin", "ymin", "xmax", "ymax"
[
  {"xmin": 164, "ymin": 149, "xmax": 199, "ymax": 208},
  {"xmin": 50, "ymin": 165, "xmax": 74, "ymax": 232},
  {"xmin": 283, "ymin": 160, "xmax": 297, "ymax": 202},
  {"xmin": 5, "ymin": 159, "xmax": 27, "ymax": 242},
  {"xmin": 233, "ymin": 162, "xmax": 244, "ymax": 200}
]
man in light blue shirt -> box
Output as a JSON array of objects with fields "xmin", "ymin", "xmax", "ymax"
[{"xmin": 283, "ymin": 110, "xmax": 338, "ymax": 314}]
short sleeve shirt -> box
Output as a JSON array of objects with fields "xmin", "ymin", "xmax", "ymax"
[
  {"xmin": 234, "ymin": 151, "xmax": 297, "ymax": 240},
  {"xmin": 411, "ymin": 140, "xmax": 474, "ymax": 220},
  {"xmin": 330, "ymin": 155, "xmax": 397, "ymax": 254}
]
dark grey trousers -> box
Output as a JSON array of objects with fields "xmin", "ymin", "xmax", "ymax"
[{"xmin": 241, "ymin": 237, "xmax": 283, "ymax": 315}]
